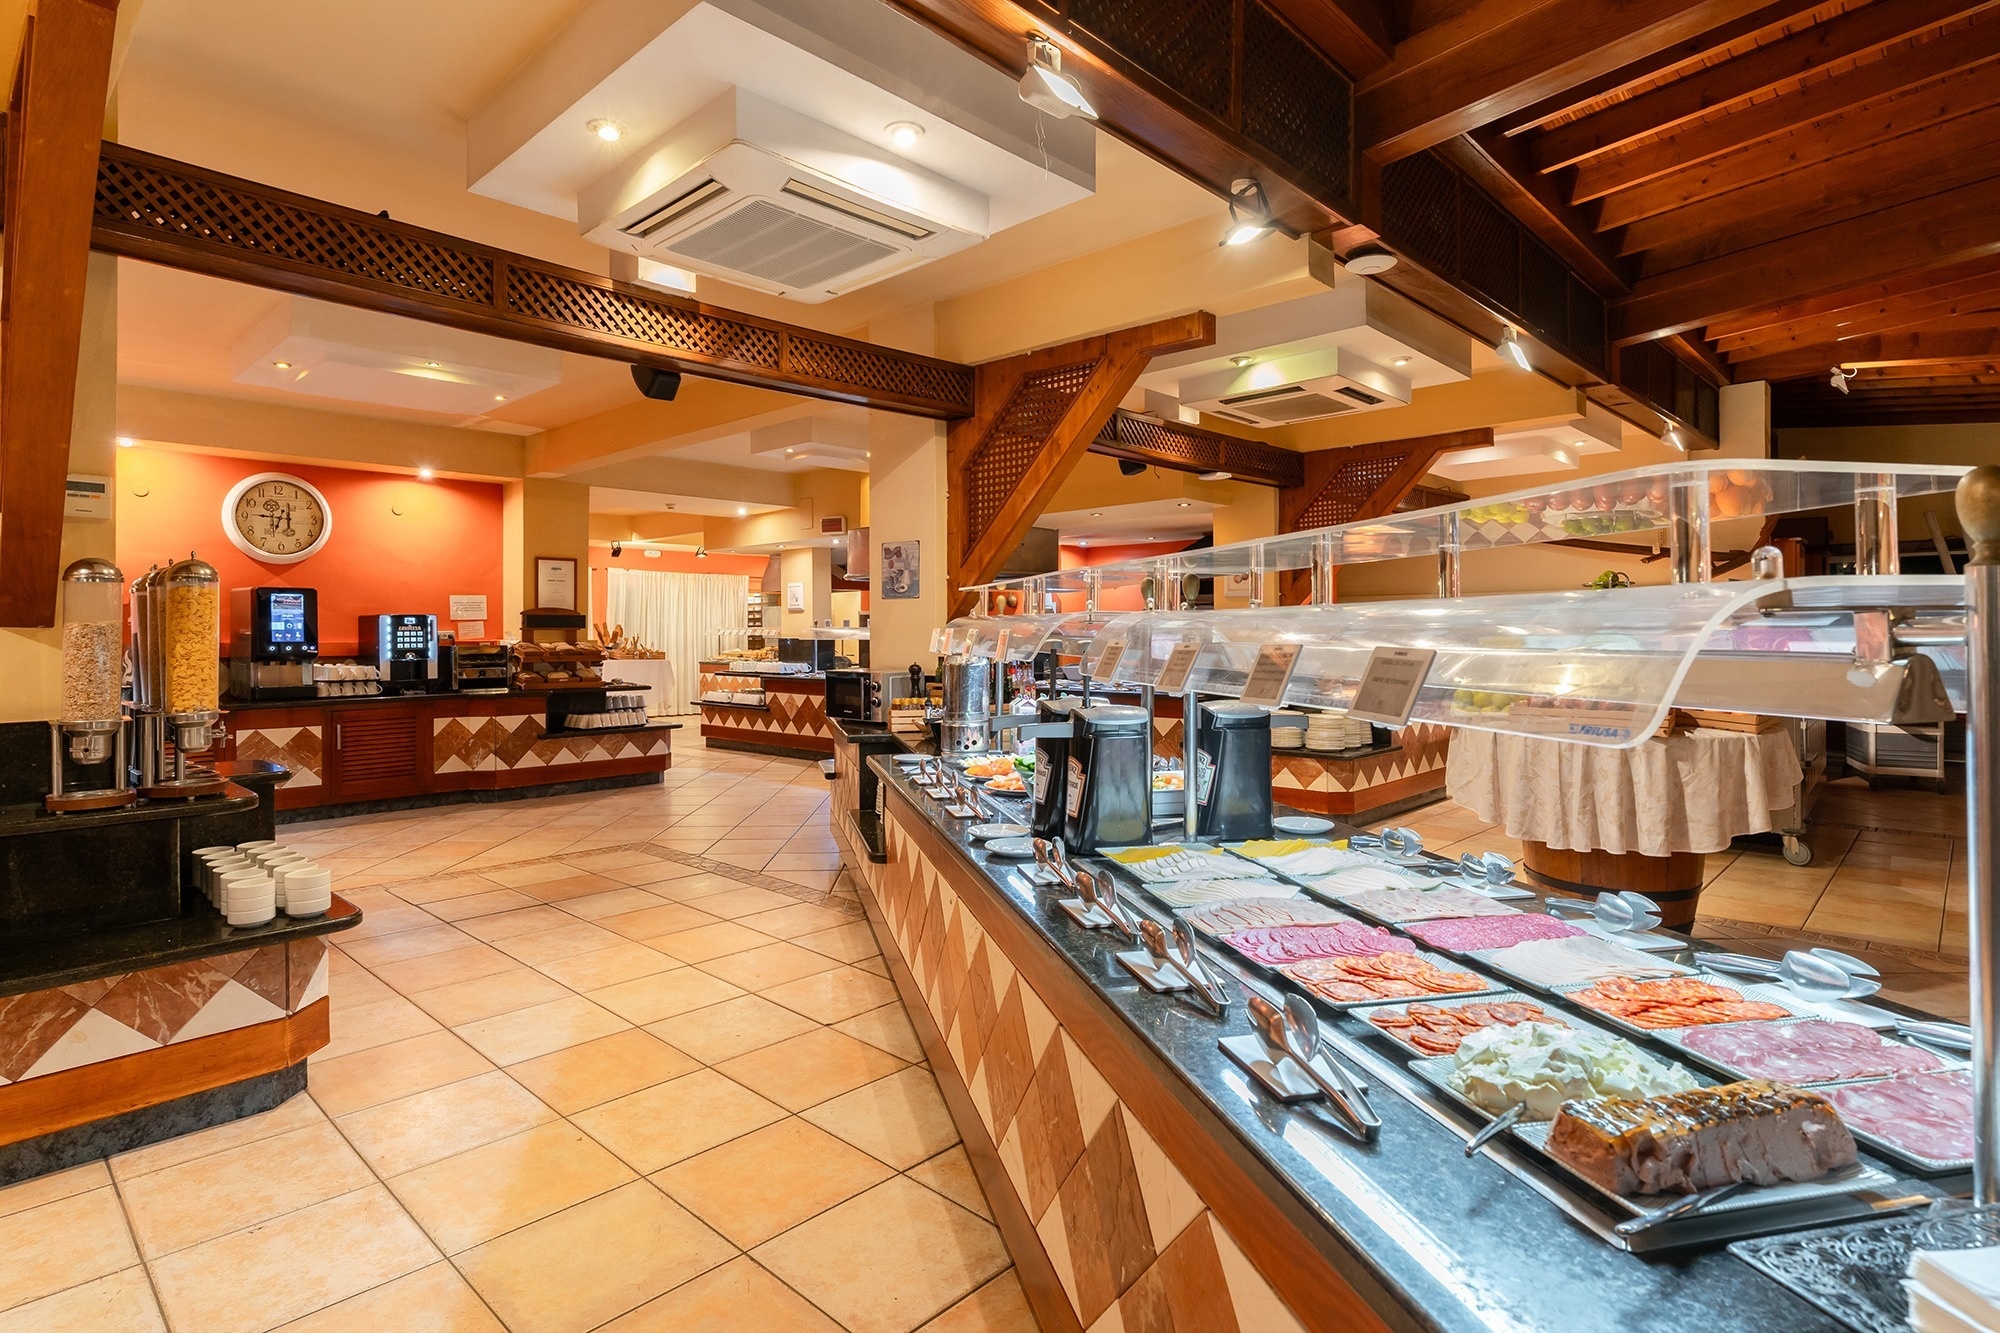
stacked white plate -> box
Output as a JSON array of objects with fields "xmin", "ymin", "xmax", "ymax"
[
  {"xmin": 193, "ymin": 840, "xmax": 334, "ymax": 922},
  {"xmin": 1270, "ymin": 710, "xmax": 1305, "ymax": 749}
]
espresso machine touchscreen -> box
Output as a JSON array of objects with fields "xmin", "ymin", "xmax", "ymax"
[{"xmin": 228, "ymin": 586, "xmax": 320, "ymax": 701}]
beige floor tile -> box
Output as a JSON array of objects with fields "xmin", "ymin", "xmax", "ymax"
[
  {"xmin": 650, "ymin": 872, "xmax": 756, "ymax": 903},
  {"xmin": 521, "ymin": 872, "xmax": 627, "ymax": 903},
  {"xmin": 574, "ymin": 1069, "xmax": 788, "ymax": 1173},
  {"xmin": 368, "ymin": 942, "xmax": 519, "ymax": 995},
  {"xmin": 834, "ymin": 1004, "xmax": 925, "ymax": 1064},
  {"xmin": 149, "ymin": 1186, "xmax": 438, "ymax": 1333},
  {"xmin": 802, "ymin": 1067, "xmax": 959, "ymax": 1170},
  {"xmin": 453, "ymin": 1181, "xmax": 734, "ymax": 1333},
  {"xmin": 481, "ymin": 861, "xmax": 588, "ymax": 890},
  {"xmin": 337, "ymin": 903, "xmax": 439, "ymax": 940},
  {"xmin": 591, "ymin": 967, "xmax": 746, "ymax": 1024},
  {"xmin": 459, "ymin": 905, "xmax": 574, "ymax": 942},
  {"xmin": 908, "ymin": 1146, "xmax": 992, "ymax": 1221},
  {"xmin": 0, "ymin": 1187, "xmax": 138, "ymax": 1312},
  {"xmin": 0, "ymin": 1267, "xmax": 163, "ymax": 1333},
  {"xmin": 688, "ymin": 886, "xmax": 804, "ymax": 919},
  {"xmin": 278, "ymin": 1260, "xmax": 502, "ymax": 1331},
  {"xmin": 109, "ymin": 1095, "xmax": 325, "ymax": 1181},
  {"xmin": 337, "ymin": 1071, "xmax": 556, "ymax": 1177},
  {"xmin": 795, "ymin": 922, "xmax": 884, "ymax": 963},
  {"xmin": 557, "ymin": 887, "xmax": 673, "ymax": 921},
  {"xmin": 766, "ymin": 852, "xmax": 845, "ymax": 873},
  {"xmin": 427, "ymin": 888, "xmax": 542, "ymax": 922},
  {"xmin": 492, "ymin": 922, "xmax": 629, "ymax": 967},
  {"xmin": 596, "ymin": 902, "xmax": 725, "ymax": 941},
  {"xmin": 564, "ymin": 849, "xmax": 658, "ymax": 872},
  {"xmin": 121, "ymin": 1118, "xmax": 376, "ymax": 1258},
  {"xmin": 341, "ymin": 924, "xmax": 469, "ymax": 970},
  {"xmin": 454, "ymin": 995, "xmax": 630, "ymax": 1066},
  {"xmin": 771, "ymin": 870, "xmax": 842, "ymax": 892},
  {"xmin": 738, "ymin": 901, "xmax": 857, "ymax": 937},
  {"xmin": 763, "ymin": 965, "xmax": 901, "ymax": 1023},
  {"xmin": 918, "ymin": 1271, "xmax": 1036, "ymax": 1332},
  {"xmin": 700, "ymin": 941, "xmax": 844, "ymax": 991},
  {"xmin": 855, "ymin": 957, "xmax": 891, "ymax": 978},
  {"xmin": 532, "ymin": 940, "xmax": 681, "ymax": 991},
  {"xmin": 315, "ymin": 995, "xmax": 445, "ymax": 1063},
  {"xmin": 655, "ymin": 1117, "xmax": 893, "ymax": 1248},
  {"xmin": 389, "ymin": 874, "xmax": 506, "ymax": 906},
  {"xmin": 754, "ymin": 1177, "xmax": 1009, "ymax": 1333},
  {"xmin": 309, "ymin": 1030, "xmax": 494, "ymax": 1118},
  {"xmin": 651, "ymin": 920, "xmax": 778, "ymax": 963},
  {"xmin": 600, "ymin": 1256, "xmax": 840, "ymax": 1331},
  {"xmin": 646, "ymin": 994, "xmax": 821, "ymax": 1064},
  {"xmin": 388, "ymin": 1121, "xmax": 635, "ymax": 1254},
  {"xmin": 509, "ymin": 1029, "xmax": 702, "ymax": 1115},
  {"xmin": 718, "ymin": 1028, "xmax": 907, "ymax": 1112},
  {"xmin": 0, "ymin": 1160, "xmax": 108, "ymax": 1221},
  {"xmin": 404, "ymin": 967, "xmax": 574, "ymax": 1027},
  {"xmin": 599, "ymin": 860, "xmax": 707, "ymax": 888}
]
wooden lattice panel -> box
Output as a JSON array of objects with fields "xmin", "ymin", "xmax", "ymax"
[
  {"xmin": 504, "ymin": 264, "xmax": 781, "ymax": 368},
  {"xmin": 1097, "ymin": 412, "xmax": 1303, "ymax": 488},
  {"xmin": 1294, "ymin": 451, "xmax": 1415, "ymax": 529},
  {"xmin": 788, "ymin": 334, "xmax": 974, "ymax": 408},
  {"xmin": 962, "ymin": 360, "xmax": 1099, "ymax": 544}
]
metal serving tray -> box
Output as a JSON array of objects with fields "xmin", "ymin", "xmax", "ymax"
[
  {"xmin": 1277, "ymin": 949, "xmax": 1506, "ymax": 1010},
  {"xmin": 1815, "ymin": 1071, "xmax": 1975, "ymax": 1176},
  {"xmin": 1549, "ymin": 978, "xmax": 1801, "ymax": 1042},
  {"xmin": 1467, "ymin": 943, "xmax": 1696, "ymax": 995}
]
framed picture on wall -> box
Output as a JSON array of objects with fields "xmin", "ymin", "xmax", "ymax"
[
  {"xmin": 785, "ymin": 581, "xmax": 805, "ymax": 613},
  {"xmin": 880, "ymin": 540, "xmax": 920, "ymax": 599},
  {"xmin": 535, "ymin": 556, "xmax": 578, "ymax": 610}
]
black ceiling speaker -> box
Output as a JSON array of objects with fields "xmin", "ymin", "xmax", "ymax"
[
  {"xmin": 1118, "ymin": 458, "xmax": 1146, "ymax": 476},
  {"xmin": 631, "ymin": 365, "xmax": 683, "ymax": 401}
]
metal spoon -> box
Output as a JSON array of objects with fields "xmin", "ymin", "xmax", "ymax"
[
  {"xmin": 1139, "ymin": 919, "xmax": 1219, "ymax": 1009},
  {"xmin": 1547, "ymin": 891, "xmax": 1662, "ymax": 934},
  {"xmin": 1245, "ymin": 993, "xmax": 1370, "ymax": 1135},
  {"xmin": 1172, "ymin": 918, "xmax": 1229, "ymax": 1010},
  {"xmin": 1260, "ymin": 993, "xmax": 1381, "ymax": 1141},
  {"xmin": 1701, "ymin": 947, "xmax": 1881, "ymax": 1000},
  {"xmin": 1463, "ymin": 1104, "xmax": 1526, "ymax": 1157},
  {"xmin": 1613, "ymin": 1181, "xmax": 1748, "ymax": 1238},
  {"xmin": 1896, "ymin": 1018, "xmax": 1973, "ymax": 1050}
]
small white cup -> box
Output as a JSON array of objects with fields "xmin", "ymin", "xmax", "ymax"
[
  {"xmin": 204, "ymin": 856, "xmax": 251, "ymax": 896},
  {"xmin": 236, "ymin": 840, "xmax": 278, "ymax": 853},
  {"xmin": 227, "ymin": 902, "xmax": 277, "ymax": 926}
]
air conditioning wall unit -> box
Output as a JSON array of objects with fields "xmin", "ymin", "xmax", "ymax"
[
  {"xmin": 579, "ymin": 89, "xmax": 988, "ymax": 303},
  {"xmin": 1178, "ymin": 348, "xmax": 1410, "ymax": 427}
]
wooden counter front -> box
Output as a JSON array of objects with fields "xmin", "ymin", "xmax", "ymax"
[{"xmin": 696, "ymin": 665, "xmax": 836, "ymax": 756}]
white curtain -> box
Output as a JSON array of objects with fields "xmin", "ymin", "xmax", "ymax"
[{"xmin": 606, "ymin": 568, "xmax": 748, "ymax": 715}]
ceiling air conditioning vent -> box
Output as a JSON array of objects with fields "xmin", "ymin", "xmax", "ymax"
[
  {"xmin": 1179, "ymin": 347, "xmax": 1410, "ymax": 426},
  {"xmin": 671, "ymin": 198, "xmax": 900, "ymax": 291}
]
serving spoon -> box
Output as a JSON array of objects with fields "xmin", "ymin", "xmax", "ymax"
[
  {"xmin": 1076, "ymin": 869, "xmax": 1137, "ymax": 940},
  {"xmin": 1546, "ymin": 890, "xmax": 1663, "ymax": 935},
  {"xmin": 1700, "ymin": 947, "xmax": 1881, "ymax": 1000},
  {"xmin": 1613, "ymin": 1181, "xmax": 1748, "ymax": 1238},
  {"xmin": 1274, "ymin": 994, "xmax": 1381, "ymax": 1141},
  {"xmin": 1173, "ymin": 917, "xmax": 1229, "ymax": 1010},
  {"xmin": 1463, "ymin": 1104, "xmax": 1527, "ymax": 1157}
]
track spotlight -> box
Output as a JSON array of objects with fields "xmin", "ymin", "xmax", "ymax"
[
  {"xmin": 611, "ymin": 542, "xmax": 623, "ymax": 556},
  {"xmin": 1830, "ymin": 365, "xmax": 1858, "ymax": 395},
  {"xmin": 1662, "ymin": 425, "xmax": 1686, "ymax": 452},
  {"xmin": 1019, "ymin": 36, "xmax": 1097, "ymax": 120},
  {"xmin": 1118, "ymin": 459, "xmax": 1147, "ymax": 477},
  {"xmin": 695, "ymin": 546, "xmax": 708, "ymax": 559},
  {"xmin": 1221, "ymin": 178, "xmax": 1274, "ymax": 247},
  {"xmin": 1497, "ymin": 327, "xmax": 1531, "ymax": 372}
]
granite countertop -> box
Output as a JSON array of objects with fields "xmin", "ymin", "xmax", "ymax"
[
  {"xmin": 868, "ymin": 757, "xmax": 1935, "ymax": 1333},
  {"xmin": 0, "ymin": 891, "xmax": 363, "ymax": 999},
  {"xmin": 0, "ymin": 784, "xmax": 259, "ymax": 838}
]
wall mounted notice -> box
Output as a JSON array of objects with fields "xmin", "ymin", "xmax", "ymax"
[
  {"xmin": 449, "ymin": 594, "xmax": 487, "ymax": 621},
  {"xmin": 1347, "ymin": 647, "xmax": 1437, "ymax": 727},
  {"xmin": 1237, "ymin": 643, "xmax": 1302, "ymax": 706},
  {"xmin": 1155, "ymin": 636, "xmax": 1204, "ymax": 694},
  {"xmin": 65, "ymin": 474, "xmax": 111, "ymax": 520}
]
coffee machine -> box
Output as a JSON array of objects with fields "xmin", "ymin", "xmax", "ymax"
[
  {"xmin": 361, "ymin": 613, "xmax": 439, "ymax": 693},
  {"xmin": 229, "ymin": 587, "xmax": 319, "ymax": 701},
  {"xmin": 1193, "ymin": 702, "xmax": 1274, "ymax": 841},
  {"xmin": 1063, "ymin": 705, "xmax": 1152, "ymax": 852}
]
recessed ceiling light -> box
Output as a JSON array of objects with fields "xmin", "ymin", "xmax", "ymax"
[
  {"xmin": 588, "ymin": 118, "xmax": 625, "ymax": 142},
  {"xmin": 1078, "ymin": 539, "xmax": 1089, "ymax": 547},
  {"xmin": 1391, "ymin": 356, "xmax": 1412, "ymax": 368},
  {"xmin": 1198, "ymin": 470, "xmax": 1231, "ymax": 482},
  {"xmin": 416, "ymin": 466, "xmax": 434, "ymax": 481},
  {"xmin": 1177, "ymin": 501, "xmax": 1190, "ymax": 508},
  {"xmin": 1229, "ymin": 355, "xmax": 1256, "ymax": 368},
  {"xmin": 423, "ymin": 360, "xmax": 440, "ymax": 368},
  {"xmin": 1091, "ymin": 511, "xmax": 1103, "ymax": 517},
  {"xmin": 1344, "ymin": 244, "xmax": 1398, "ymax": 275},
  {"xmin": 737, "ymin": 506, "xmax": 747, "ymax": 516},
  {"xmin": 493, "ymin": 394, "xmax": 506, "ymax": 402},
  {"xmin": 886, "ymin": 121, "xmax": 923, "ymax": 148},
  {"xmin": 272, "ymin": 361, "xmax": 291, "ymax": 369},
  {"xmin": 117, "ymin": 436, "xmax": 136, "ymax": 448},
  {"xmin": 785, "ymin": 448, "xmax": 794, "ymax": 455}
]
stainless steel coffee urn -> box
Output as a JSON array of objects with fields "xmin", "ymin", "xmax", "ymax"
[
  {"xmin": 937, "ymin": 654, "xmax": 992, "ymax": 755},
  {"xmin": 1063, "ymin": 704, "xmax": 1152, "ymax": 852}
]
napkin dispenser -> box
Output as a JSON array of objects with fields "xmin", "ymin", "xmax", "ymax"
[
  {"xmin": 1195, "ymin": 702, "xmax": 1274, "ymax": 841},
  {"xmin": 1064, "ymin": 705, "xmax": 1152, "ymax": 853}
]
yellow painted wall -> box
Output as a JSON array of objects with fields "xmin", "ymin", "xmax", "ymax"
[
  {"xmin": 867, "ymin": 415, "xmax": 948, "ymax": 668},
  {"xmin": 1780, "ymin": 423, "xmax": 2000, "ymax": 467},
  {"xmin": 502, "ymin": 478, "xmax": 589, "ymax": 630},
  {"xmin": 778, "ymin": 545, "xmax": 832, "ymax": 633}
]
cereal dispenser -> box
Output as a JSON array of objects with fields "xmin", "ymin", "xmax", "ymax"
[
  {"xmin": 129, "ymin": 553, "xmax": 227, "ymax": 798},
  {"xmin": 46, "ymin": 557, "xmax": 134, "ymax": 812}
]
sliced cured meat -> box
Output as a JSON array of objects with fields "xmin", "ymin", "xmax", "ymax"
[
  {"xmin": 1179, "ymin": 898, "xmax": 1350, "ymax": 937},
  {"xmin": 1680, "ymin": 1020, "xmax": 1947, "ymax": 1083},
  {"xmin": 1143, "ymin": 878, "xmax": 1299, "ymax": 909},
  {"xmin": 1569, "ymin": 977, "xmax": 1790, "ymax": 1030},
  {"xmin": 1548, "ymin": 1080, "xmax": 1858, "ymax": 1196},
  {"xmin": 1481, "ymin": 936, "xmax": 1691, "ymax": 987},
  {"xmin": 1404, "ymin": 914, "xmax": 1586, "ymax": 953},
  {"xmin": 1220, "ymin": 923, "xmax": 1412, "ymax": 965},
  {"xmin": 1334, "ymin": 885, "xmax": 1521, "ymax": 923},
  {"xmin": 1823, "ymin": 1070, "xmax": 1972, "ymax": 1163},
  {"xmin": 1370, "ymin": 998, "xmax": 1567, "ymax": 1054},
  {"xmin": 1282, "ymin": 951, "xmax": 1487, "ymax": 1003}
]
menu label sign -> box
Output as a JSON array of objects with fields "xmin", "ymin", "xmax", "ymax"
[
  {"xmin": 1236, "ymin": 643, "xmax": 1301, "ymax": 706},
  {"xmin": 929, "ymin": 628, "xmax": 946, "ymax": 654},
  {"xmin": 1089, "ymin": 637, "xmax": 1127, "ymax": 683},
  {"xmin": 1348, "ymin": 647, "xmax": 1437, "ymax": 727},
  {"xmin": 993, "ymin": 628, "xmax": 1010, "ymax": 662},
  {"xmin": 1155, "ymin": 636, "xmax": 1204, "ymax": 694}
]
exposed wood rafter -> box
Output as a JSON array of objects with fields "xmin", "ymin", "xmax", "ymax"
[{"xmin": 1088, "ymin": 411, "xmax": 1304, "ymax": 489}]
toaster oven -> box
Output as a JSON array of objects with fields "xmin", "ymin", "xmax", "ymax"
[{"xmin": 824, "ymin": 668, "xmax": 906, "ymax": 724}]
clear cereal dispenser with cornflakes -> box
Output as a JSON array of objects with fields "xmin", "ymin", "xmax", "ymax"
[
  {"xmin": 130, "ymin": 553, "xmax": 227, "ymax": 798},
  {"xmin": 46, "ymin": 557, "xmax": 134, "ymax": 812}
]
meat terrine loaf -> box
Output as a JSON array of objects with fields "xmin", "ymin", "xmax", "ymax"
[{"xmin": 1546, "ymin": 1080, "xmax": 1857, "ymax": 1195}]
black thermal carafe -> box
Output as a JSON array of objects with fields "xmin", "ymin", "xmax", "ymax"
[
  {"xmin": 1030, "ymin": 696, "xmax": 1084, "ymax": 842},
  {"xmin": 1195, "ymin": 702, "xmax": 1275, "ymax": 841},
  {"xmin": 1063, "ymin": 705, "xmax": 1152, "ymax": 853}
]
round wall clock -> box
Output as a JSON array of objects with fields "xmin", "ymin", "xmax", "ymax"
[{"xmin": 221, "ymin": 472, "xmax": 333, "ymax": 564}]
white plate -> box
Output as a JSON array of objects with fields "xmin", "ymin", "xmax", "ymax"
[
  {"xmin": 968, "ymin": 823, "xmax": 1031, "ymax": 840},
  {"xmin": 1273, "ymin": 815, "xmax": 1336, "ymax": 835},
  {"xmin": 984, "ymin": 837, "xmax": 1038, "ymax": 859}
]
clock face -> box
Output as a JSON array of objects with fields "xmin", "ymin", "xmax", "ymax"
[{"xmin": 222, "ymin": 473, "xmax": 333, "ymax": 564}]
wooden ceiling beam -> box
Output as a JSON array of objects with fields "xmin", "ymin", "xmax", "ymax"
[
  {"xmin": 1624, "ymin": 100, "xmax": 2000, "ymax": 273},
  {"xmin": 1435, "ymin": 129, "xmax": 1633, "ymax": 292},
  {"xmin": 1706, "ymin": 252, "xmax": 2000, "ymax": 342},
  {"xmin": 1569, "ymin": 11, "xmax": 2000, "ymax": 204},
  {"xmin": 1356, "ymin": 0, "xmax": 1772, "ymax": 162},
  {"xmin": 1734, "ymin": 327, "xmax": 2000, "ymax": 381},
  {"xmin": 1717, "ymin": 274, "xmax": 2000, "ymax": 359},
  {"xmin": 0, "ymin": 0, "xmax": 118, "ymax": 629},
  {"xmin": 1265, "ymin": 0, "xmax": 1397, "ymax": 75},
  {"xmin": 1533, "ymin": 0, "xmax": 1982, "ymax": 172},
  {"xmin": 1614, "ymin": 171, "xmax": 2000, "ymax": 341}
]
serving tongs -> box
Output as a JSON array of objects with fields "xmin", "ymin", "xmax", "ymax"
[
  {"xmin": 1075, "ymin": 868, "xmax": 1139, "ymax": 941},
  {"xmin": 1031, "ymin": 838, "xmax": 1075, "ymax": 888},
  {"xmin": 1247, "ymin": 993, "xmax": 1380, "ymax": 1142},
  {"xmin": 1895, "ymin": 1018, "xmax": 1973, "ymax": 1051},
  {"xmin": 1546, "ymin": 890, "xmax": 1662, "ymax": 935},
  {"xmin": 1137, "ymin": 918, "xmax": 1227, "ymax": 1012},
  {"xmin": 1699, "ymin": 947, "xmax": 1882, "ymax": 1000},
  {"xmin": 1459, "ymin": 850, "xmax": 1518, "ymax": 889},
  {"xmin": 1463, "ymin": 1104, "xmax": 1527, "ymax": 1157},
  {"xmin": 1612, "ymin": 1181, "xmax": 1749, "ymax": 1238},
  {"xmin": 1350, "ymin": 827, "xmax": 1423, "ymax": 859}
]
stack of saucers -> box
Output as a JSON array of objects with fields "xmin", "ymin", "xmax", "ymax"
[
  {"xmin": 1271, "ymin": 710, "xmax": 1305, "ymax": 749},
  {"xmin": 217, "ymin": 867, "xmax": 276, "ymax": 926},
  {"xmin": 1304, "ymin": 713, "xmax": 1345, "ymax": 751}
]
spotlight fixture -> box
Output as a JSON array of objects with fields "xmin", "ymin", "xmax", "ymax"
[
  {"xmin": 423, "ymin": 360, "xmax": 440, "ymax": 368},
  {"xmin": 1198, "ymin": 470, "xmax": 1232, "ymax": 482},
  {"xmin": 611, "ymin": 542, "xmax": 623, "ymax": 556},
  {"xmin": 1177, "ymin": 501, "xmax": 1191, "ymax": 508},
  {"xmin": 695, "ymin": 545, "xmax": 708, "ymax": 559},
  {"xmin": 1830, "ymin": 365, "xmax": 1858, "ymax": 395},
  {"xmin": 1117, "ymin": 459, "xmax": 1147, "ymax": 477},
  {"xmin": 1391, "ymin": 356, "xmax": 1413, "ymax": 368},
  {"xmin": 493, "ymin": 394, "xmax": 507, "ymax": 402},
  {"xmin": 588, "ymin": 118, "xmax": 625, "ymax": 142},
  {"xmin": 736, "ymin": 506, "xmax": 748, "ymax": 517},
  {"xmin": 1343, "ymin": 244, "xmax": 1398, "ymax": 275},
  {"xmin": 1019, "ymin": 36, "xmax": 1097, "ymax": 120},
  {"xmin": 272, "ymin": 361, "xmax": 292, "ymax": 370},
  {"xmin": 1497, "ymin": 327, "xmax": 1531, "ymax": 372},
  {"xmin": 1221, "ymin": 178, "xmax": 1275, "ymax": 247},
  {"xmin": 1662, "ymin": 425, "xmax": 1686, "ymax": 451},
  {"xmin": 631, "ymin": 365, "xmax": 683, "ymax": 401},
  {"xmin": 416, "ymin": 466, "xmax": 434, "ymax": 481},
  {"xmin": 117, "ymin": 436, "xmax": 136, "ymax": 448},
  {"xmin": 886, "ymin": 121, "xmax": 924, "ymax": 148},
  {"xmin": 1229, "ymin": 355, "xmax": 1256, "ymax": 368}
]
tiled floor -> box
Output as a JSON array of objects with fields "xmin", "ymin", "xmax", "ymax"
[
  {"xmin": 1390, "ymin": 774, "xmax": 1971, "ymax": 1020},
  {"xmin": 0, "ymin": 749, "xmax": 1032, "ymax": 1333}
]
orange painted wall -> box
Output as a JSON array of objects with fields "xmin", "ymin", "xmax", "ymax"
[
  {"xmin": 117, "ymin": 451, "xmax": 504, "ymax": 657},
  {"xmin": 1056, "ymin": 540, "xmax": 1199, "ymax": 612}
]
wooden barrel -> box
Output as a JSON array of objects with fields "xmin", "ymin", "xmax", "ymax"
[{"xmin": 1519, "ymin": 840, "xmax": 1706, "ymax": 931}]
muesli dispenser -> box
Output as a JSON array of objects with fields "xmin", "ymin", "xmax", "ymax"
[
  {"xmin": 47, "ymin": 557, "xmax": 134, "ymax": 812},
  {"xmin": 130, "ymin": 553, "xmax": 227, "ymax": 799}
]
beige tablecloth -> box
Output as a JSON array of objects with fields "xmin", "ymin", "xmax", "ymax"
[
  {"xmin": 1447, "ymin": 727, "xmax": 1803, "ymax": 858},
  {"xmin": 603, "ymin": 657, "xmax": 677, "ymax": 717}
]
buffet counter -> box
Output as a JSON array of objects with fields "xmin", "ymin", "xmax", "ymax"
[
  {"xmin": 853, "ymin": 756, "xmax": 1907, "ymax": 1333},
  {"xmin": 217, "ymin": 691, "xmax": 673, "ymax": 814},
  {"xmin": 696, "ymin": 662, "xmax": 835, "ymax": 756}
]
